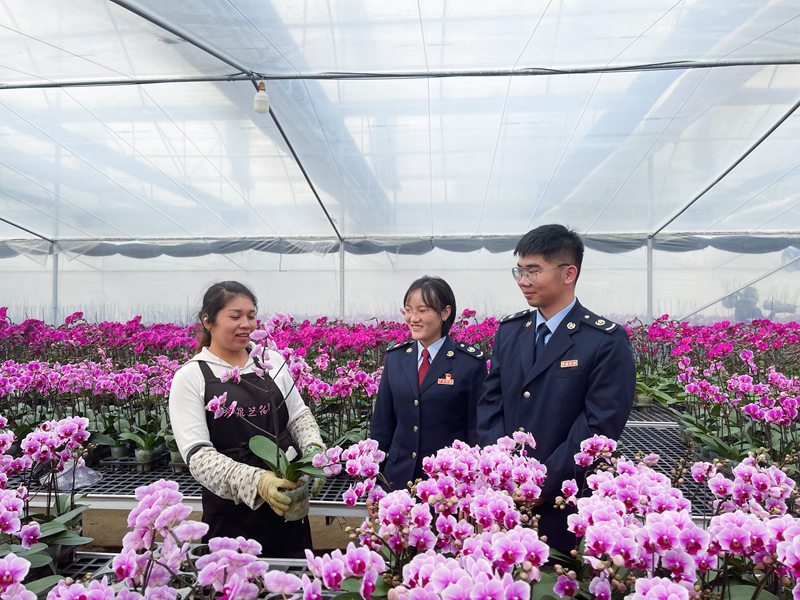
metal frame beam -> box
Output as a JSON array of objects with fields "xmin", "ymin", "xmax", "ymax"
[
  {"xmin": 4, "ymin": 58, "xmax": 800, "ymax": 91},
  {"xmin": 679, "ymin": 252, "xmax": 800, "ymax": 321},
  {"xmin": 0, "ymin": 74, "xmax": 253, "ymax": 91},
  {"xmin": 267, "ymin": 108, "xmax": 343, "ymax": 243},
  {"xmin": 652, "ymin": 94, "xmax": 800, "ymax": 236},
  {"xmin": 1, "ymin": 231, "xmax": 796, "ymax": 245},
  {"xmin": 0, "ymin": 217, "xmax": 53, "ymax": 242},
  {"xmin": 107, "ymin": 0, "xmax": 255, "ymax": 77}
]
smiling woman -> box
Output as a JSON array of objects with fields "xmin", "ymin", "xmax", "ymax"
[
  {"xmin": 167, "ymin": 281, "xmax": 326, "ymax": 558},
  {"xmin": 370, "ymin": 276, "xmax": 488, "ymax": 491}
]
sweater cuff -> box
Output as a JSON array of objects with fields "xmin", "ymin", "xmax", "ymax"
[
  {"xmin": 288, "ymin": 411, "xmax": 326, "ymax": 454},
  {"xmin": 189, "ymin": 446, "xmax": 267, "ymax": 510}
]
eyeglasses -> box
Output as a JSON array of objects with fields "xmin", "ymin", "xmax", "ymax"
[
  {"xmin": 400, "ymin": 307, "xmax": 433, "ymax": 317},
  {"xmin": 511, "ymin": 263, "xmax": 570, "ymax": 285}
]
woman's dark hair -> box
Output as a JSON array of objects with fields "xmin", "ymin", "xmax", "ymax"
[
  {"xmin": 195, "ymin": 281, "xmax": 258, "ymax": 354},
  {"xmin": 403, "ymin": 276, "xmax": 456, "ymax": 337}
]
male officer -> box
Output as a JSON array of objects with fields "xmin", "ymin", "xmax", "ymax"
[{"xmin": 476, "ymin": 224, "xmax": 635, "ymax": 554}]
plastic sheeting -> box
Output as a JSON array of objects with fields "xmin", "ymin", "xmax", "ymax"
[{"xmin": 1, "ymin": 1, "xmax": 800, "ymax": 322}]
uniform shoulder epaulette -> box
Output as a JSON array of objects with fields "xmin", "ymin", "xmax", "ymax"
[
  {"xmin": 387, "ymin": 339, "xmax": 414, "ymax": 352},
  {"xmin": 454, "ymin": 342, "xmax": 485, "ymax": 359},
  {"xmin": 498, "ymin": 309, "xmax": 532, "ymax": 324},
  {"xmin": 580, "ymin": 310, "xmax": 619, "ymax": 333}
]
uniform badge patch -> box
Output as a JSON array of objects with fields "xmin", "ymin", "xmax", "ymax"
[
  {"xmin": 560, "ymin": 360, "xmax": 579, "ymax": 368},
  {"xmin": 438, "ymin": 373, "xmax": 455, "ymax": 385}
]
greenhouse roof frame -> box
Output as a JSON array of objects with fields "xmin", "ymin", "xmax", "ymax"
[{"xmin": 2, "ymin": 0, "xmax": 800, "ymax": 324}]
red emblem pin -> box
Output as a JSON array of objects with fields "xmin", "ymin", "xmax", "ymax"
[{"xmin": 438, "ymin": 373, "xmax": 455, "ymax": 385}]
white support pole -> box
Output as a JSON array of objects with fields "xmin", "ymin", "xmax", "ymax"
[
  {"xmin": 51, "ymin": 244, "xmax": 59, "ymax": 325},
  {"xmin": 646, "ymin": 236, "xmax": 653, "ymax": 323},
  {"xmin": 339, "ymin": 243, "xmax": 345, "ymax": 321}
]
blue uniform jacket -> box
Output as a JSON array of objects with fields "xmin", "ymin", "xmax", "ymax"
[
  {"xmin": 371, "ymin": 335, "xmax": 487, "ymax": 491},
  {"xmin": 477, "ymin": 300, "xmax": 636, "ymax": 502}
]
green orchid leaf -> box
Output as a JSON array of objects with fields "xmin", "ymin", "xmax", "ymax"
[
  {"xmin": 52, "ymin": 535, "xmax": 94, "ymax": 546},
  {"xmin": 118, "ymin": 431, "xmax": 147, "ymax": 449},
  {"xmin": 37, "ymin": 522, "xmax": 68, "ymax": 537},
  {"xmin": 339, "ymin": 579, "xmax": 361, "ymax": 593},
  {"xmin": 25, "ymin": 575, "xmax": 63, "ymax": 595},
  {"xmin": 24, "ymin": 553, "xmax": 55, "ymax": 569},
  {"xmin": 53, "ymin": 506, "xmax": 89, "ymax": 525},
  {"xmin": 296, "ymin": 465, "xmax": 326, "ymax": 478},
  {"xmin": 88, "ymin": 432, "xmax": 116, "ymax": 447},
  {"xmin": 249, "ymin": 436, "xmax": 281, "ymax": 474}
]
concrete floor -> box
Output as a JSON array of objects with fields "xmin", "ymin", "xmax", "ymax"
[{"xmin": 81, "ymin": 509, "xmax": 362, "ymax": 553}]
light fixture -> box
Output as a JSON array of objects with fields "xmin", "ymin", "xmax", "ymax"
[{"xmin": 254, "ymin": 80, "xmax": 270, "ymax": 114}]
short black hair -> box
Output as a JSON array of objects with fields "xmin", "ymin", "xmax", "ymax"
[
  {"xmin": 403, "ymin": 276, "xmax": 456, "ymax": 336},
  {"xmin": 515, "ymin": 224, "xmax": 584, "ymax": 281}
]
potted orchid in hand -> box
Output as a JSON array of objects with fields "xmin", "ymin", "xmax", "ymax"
[
  {"xmin": 207, "ymin": 391, "xmax": 325, "ymax": 521},
  {"xmin": 207, "ymin": 315, "xmax": 326, "ymax": 521}
]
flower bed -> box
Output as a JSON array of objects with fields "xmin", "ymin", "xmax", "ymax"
[
  {"xmin": 2, "ymin": 309, "xmax": 799, "ymax": 486},
  {"xmin": 1, "ymin": 432, "xmax": 799, "ymax": 600}
]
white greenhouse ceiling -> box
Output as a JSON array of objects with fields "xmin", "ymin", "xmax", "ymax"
[{"xmin": 1, "ymin": 0, "xmax": 800, "ymax": 250}]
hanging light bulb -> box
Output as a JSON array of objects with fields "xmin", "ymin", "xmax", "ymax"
[{"xmin": 254, "ymin": 80, "xmax": 270, "ymax": 114}]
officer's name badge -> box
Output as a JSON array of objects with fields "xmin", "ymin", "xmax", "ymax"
[
  {"xmin": 560, "ymin": 360, "xmax": 579, "ymax": 368},
  {"xmin": 437, "ymin": 373, "xmax": 455, "ymax": 385}
]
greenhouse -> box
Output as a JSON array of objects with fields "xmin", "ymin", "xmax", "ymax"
[{"xmin": 1, "ymin": 2, "xmax": 800, "ymax": 600}]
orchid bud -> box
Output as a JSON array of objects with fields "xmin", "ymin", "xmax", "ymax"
[
  {"xmin": 567, "ymin": 571, "xmax": 576, "ymax": 580},
  {"xmin": 613, "ymin": 554, "xmax": 625, "ymax": 567}
]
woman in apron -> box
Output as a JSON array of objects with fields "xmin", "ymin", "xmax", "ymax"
[{"xmin": 168, "ymin": 281, "xmax": 324, "ymax": 557}]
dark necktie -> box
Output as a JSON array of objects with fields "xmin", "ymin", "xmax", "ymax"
[
  {"xmin": 418, "ymin": 348, "xmax": 431, "ymax": 386},
  {"xmin": 535, "ymin": 322, "xmax": 549, "ymax": 362}
]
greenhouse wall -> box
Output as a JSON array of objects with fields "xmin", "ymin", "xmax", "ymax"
[{"xmin": 4, "ymin": 242, "xmax": 799, "ymax": 325}]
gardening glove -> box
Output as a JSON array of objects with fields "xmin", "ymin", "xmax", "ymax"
[{"xmin": 257, "ymin": 471, "xmax": 294, "ymax": 516}]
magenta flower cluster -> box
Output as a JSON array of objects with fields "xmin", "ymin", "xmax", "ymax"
[
  {"xmin": 574, "ymin": 434, "xmax": 617, "ymax": 467},
  {"xmin": 638, "ymin": 315, "xmax": 800, "ymax": 360},
  {"xmin": 561, "ymin": 446, "xmax": 800, "ymax": 600},
  {"xmin": 298, "ymin": 436, "xmax": 550, "ymax": 600},
  {"xmin": 0, "ymin": 413, "xmax": 101, "ymax": 556},
  {"xmin": 312, "ymin": 439, "xmax": 385, "ymax": 506},
  {"xmin": 304, "ymin": 543, "xmax": 386, "ymax": 599},
  {"xmin": 691, "ymin": 455, "xmax": 796, "ymax": 517},
  {"xmin": 0, "ymin": 308, "xmax": 196, "ymax": 361},
  {"xmin": 0, "ymin": 552, "xmax": 34, "ymax": 600},
  {"xmin": 350, "ymin": 436, "xmax": 548, "ymax": 575},
  {"xmin": 0, "ymin": 358, "xmax": 179, "ymax": 402},
  {"xmin": 104, "ymin": 479, "xmax": 312, "ymax": 600}
]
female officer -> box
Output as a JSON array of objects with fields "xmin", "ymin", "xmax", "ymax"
[
  {"xmin": 371, "ymin": 276, "xmax": 487, "ymax": 490},
  {"xmin": 168, "ymin": 281, "xmax": 324, "ymax": 557}
]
